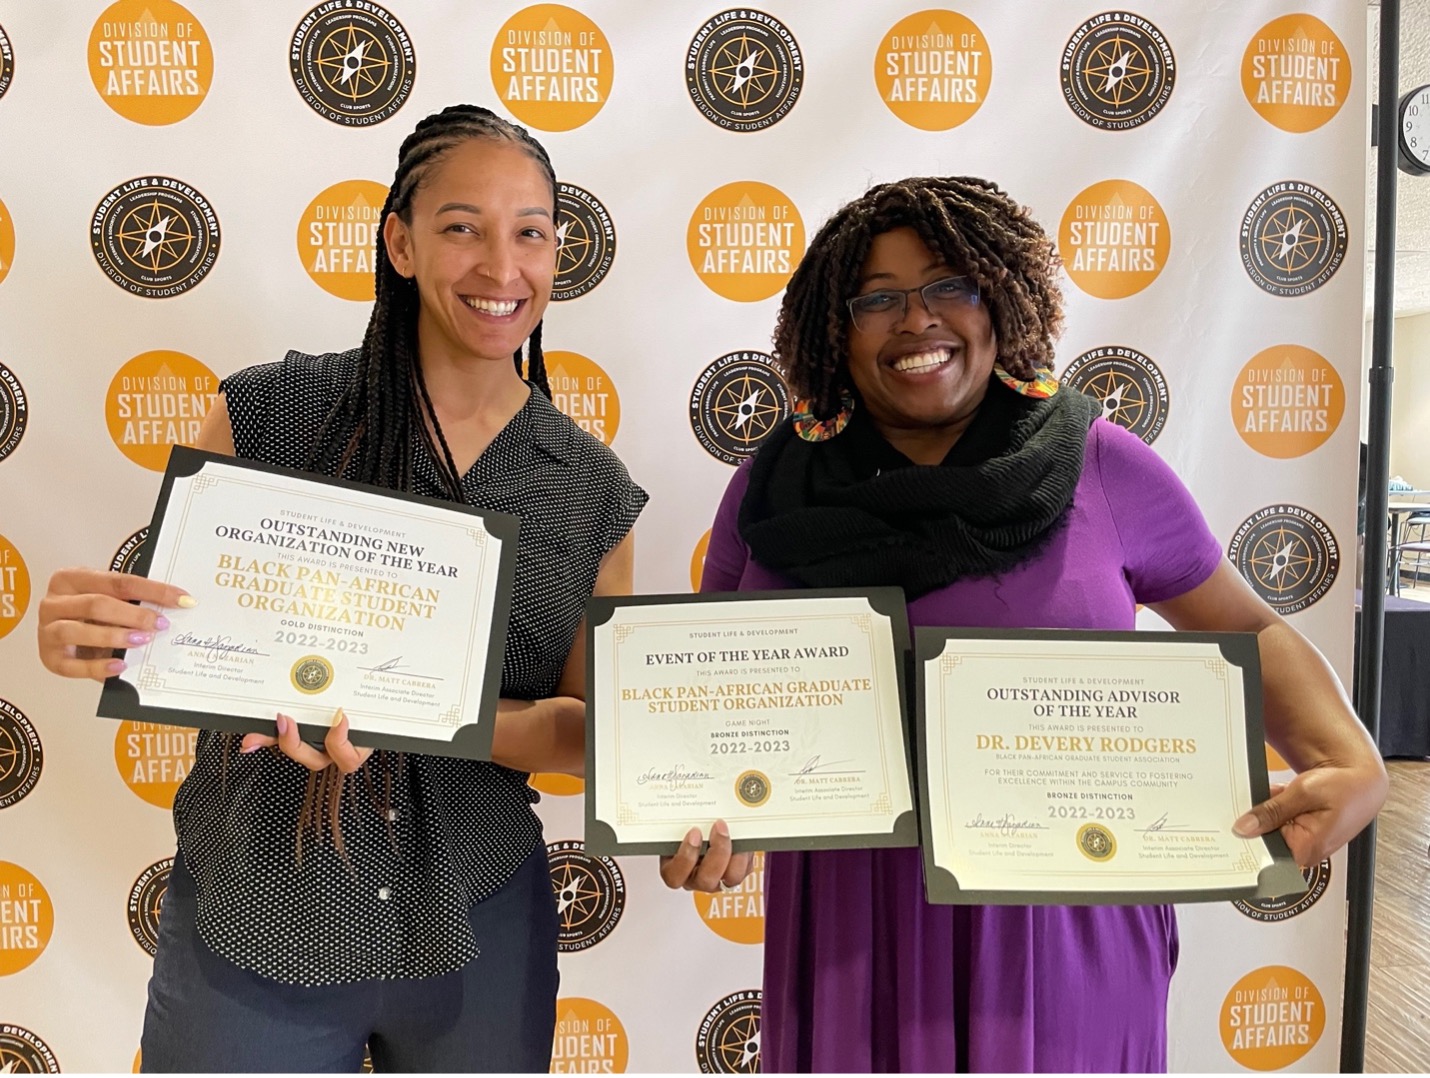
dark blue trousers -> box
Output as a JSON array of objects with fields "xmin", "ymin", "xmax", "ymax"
[{"xmin": 140, "ymin": 844, "xmax": 559, "ymax": 1073}]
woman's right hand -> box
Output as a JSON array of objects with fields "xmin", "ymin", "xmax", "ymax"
[
  {"xmin": 658, "ymin": 820, "xmax": 755, "ymax": 893},
  {"xmin": 37, "ymin": 568, "xmax": 192, "ymax": 681}
]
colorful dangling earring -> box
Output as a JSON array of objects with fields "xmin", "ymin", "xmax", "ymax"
[
  {"xmin": 793, "ymin": 387, "xmax": 855, "ymax": 442},
  {"xmin": 993, "ymin": 363, "xmax": 1060, "ymax": 399}
]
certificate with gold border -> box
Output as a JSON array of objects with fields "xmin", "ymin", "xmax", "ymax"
[
  {"xmin": 915, "ymin": 629, "xmax": 1305, "ymax": 905},
  {"xmin": 585, "ymin": 590, "xmax": 917, "ymax": 856},
  {"xmin": 97, "ymin": 447, "xmax": 518, "ymax": 760}
]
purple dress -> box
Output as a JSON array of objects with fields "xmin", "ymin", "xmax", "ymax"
[{"xmin": 701, "ymin": 420, "xmax": 1224, "ymax": 1073}]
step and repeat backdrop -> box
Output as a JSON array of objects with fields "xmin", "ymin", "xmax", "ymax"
[{"xmin": 0, "ymin": 1, "xmax": 1364, "ymax": 1072}]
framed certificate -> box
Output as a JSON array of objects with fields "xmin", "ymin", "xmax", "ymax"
[
  {"xmin": 97, "ymin": 447, "xmax": 519, "ymax": 760},
  {"xmin": 585, "ymin": 589, "xmax": 917, "ymax": 856},
  {"xmin": 915, "ymin": 628, "xmax": 1306, "ymax": 905}
]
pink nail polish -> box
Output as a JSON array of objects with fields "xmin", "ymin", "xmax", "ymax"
[
  {"xmin": 128, "ymin": 631, "xmax": 153, "ymax": 646},
  {"xmin": 106, "ymin": 660, "xmax": 127, "ymax": 675},
  {"xmin": 239, "ymin": 742, "xmax": 261, "ymax": 755},
  {"xmin": 154, "ymin": 615, "xmax": 171, "ymax": 631},
  {"xmin": 276, "ymin": 714, "xmax": 289, "ymax": 735}
]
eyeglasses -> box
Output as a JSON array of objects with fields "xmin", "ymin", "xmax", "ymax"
[{"xmin": 845, "ymin": 276, "xmax": 981, "ymax": 333}]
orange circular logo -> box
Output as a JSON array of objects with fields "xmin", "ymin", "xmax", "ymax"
[
  {"xmin": 1242, "ymin": 15, "xmax": 1349, "ymax": 133},
  {"xmin": 0, "ymin": 534, "xmax": 30, "ymax": 641},
  {"xmin": 875, "ymin": 10, "xmax": 992, "ymax": 131},
  {"xmin": 1231, "ymin": 345, "xmax": 1344, "ymax": 459},
  {"xmin": 87, "ymin": 0, "xmax": 213, "ymax": 125},
  {"xmin": 1220, "ymin": 965, "xmax": 1325, "ymax": 1069},
  {"xmin": 692, "ymin": 851, "xmax": 764, "ymax": 944},
  {"xmin": 688, "ymin": 182, "xmax": 804, "ymax": 303},
  {"xmin": 0, "ymin": 862, "xmax": 53, "ymax": 975},
  {"xmin": 530, "ymin": 772, "xmax": 584, "ymax": 796},
  {"xmin": 493, "ymin": 5, "xmax": 613, "ymax": 132},
  {"xmin": 114, "ymin": 721, "xmax": 197, "ymax": 808},
  {"xmin": 1059, "ymin": 180, "xmax": 1170, "ymax": 299},
  {"xmin": 0, "ymin": 194, "xmax": 13, "ymax": 287},
  {"xmin": 552, "ymin": 997, "xmax": 628, "ymax": 1073},
  {"xmin": 691, "ymin": 529, "xmax": 711, "ymax": 592},
  {"xmin": 105, "ymin": 350, "xmax": 219, "ymax": 471},
  {"xmin": 547, "ymin": 350, "xmax": 621, "ymax": 446},
  {"xmin": 298, "ymin": 180, "xmax": 388, "ymax": 301}
]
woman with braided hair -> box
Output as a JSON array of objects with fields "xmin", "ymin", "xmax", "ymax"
[
  {"xmin": 35, "ymin": 104, "xmax": 645, "ymax": 1072},
  {"xmin": 661, "ymin": 176, "xmax": 1384, "ymax": 1072}
]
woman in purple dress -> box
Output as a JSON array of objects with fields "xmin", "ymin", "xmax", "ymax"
[{"xmin": 660, "ymin": 177, "xmax": 1387, "ymax": 1073}]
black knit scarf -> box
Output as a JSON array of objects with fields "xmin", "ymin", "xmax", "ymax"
[{"xmin": 738, "ymin": 385, "xmax": 1101, "ymax": 599}]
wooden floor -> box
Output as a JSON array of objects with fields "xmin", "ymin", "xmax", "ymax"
[{"xmin": 1365, "ymin": 759, "xmax": 1430, "ymax": 1072}]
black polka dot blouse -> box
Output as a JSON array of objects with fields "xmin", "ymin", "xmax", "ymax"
[{"xmin": 169, "ymin": 349, "xmax": 646, "ymax": 986}]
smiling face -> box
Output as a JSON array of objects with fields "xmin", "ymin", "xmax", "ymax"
[
  {"xmin": 383, "ymin": 138, "xmax": 556, "ymax": 368},
  {"xmin": 845, "ymin": 227, "xmax": 998, "ymax": 446}
]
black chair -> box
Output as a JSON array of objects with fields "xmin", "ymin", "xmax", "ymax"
[{"xmin": 1394, "ymin": 513, "xmax": 1430, "ymax": 592}]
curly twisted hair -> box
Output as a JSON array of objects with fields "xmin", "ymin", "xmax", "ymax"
[
  {"xmin": 772, "ymin": 176, "xmax": 1064, "ymax": 419},
  {"xmin": 284, "ymin": 105, "xmax": 559, "ymax": 862}
]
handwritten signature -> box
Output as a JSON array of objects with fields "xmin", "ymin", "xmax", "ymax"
[
  {"xmin": 966, "ymin": 813, "xmax": 1047, "ymax": 834},
  {"xmin": 1136, "ymin": 812, "xmax": 1213, "ymax": 834},
  {"xmin": 172, "ymin": 632, "xmax": 263, "ymax": 665},
  {"xmin": 795, "ymin": 755, "xmax": 862, "ymax": 776},
  {"xmin": 1132, "ymin": 812, "xmax": 1212, "ymax": 834},
  {"xmin": 363, "ymin": 657, "xmax": 443, "ymax": 681},
  {"xmin": 637, "ymin": 765, "xmax": 715, "ymax": 789}
]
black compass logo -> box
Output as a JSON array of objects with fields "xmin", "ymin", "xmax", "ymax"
[
  {"xmin": 1229, "ymin": 505, "xmax": 1339, "ymax": 614},
  {"xmin": 689, "ymin": 352, "xmax": 791, "ymax": 466},
  {"xmin": 111, "ymin": 528, "xmax": 149, "ymax": 576},
  {"xmin": 0, "ymin": 22, "xmax": 15, "ymax": 102},
  {"xmin": 1061, "ymin": 13, "xmax": 1175, "ymax": 129},
  {"xmin": 687, "ymin": 11, "xmax": 803, "ymax": 131},
  {"xmin": 92, "ymin": 177, "xmax": 220, "ymax": 298},
  {"xmin": 290, "ymin": 3, "xmax": 415, "ymax": 126},
  {"xmin": 1241, "ymin": 182, "xmax": 1347, "ymax": 297},
  {"xmin": 0, "ymin": 362, "xmax": 27, "ymax": 463},
  {"xmin": 0, "ymin": 1027, "xmax": 59, "ymax": 1074},
  {"xmin": 127, "ymin": 858, "xmax": 172, "ymax": 956},
  {"xmin": 1234, "ymin": 858, "xmax": 1332, "ymax": 922},
  {"xmin": 553, "ymin": 184, "xmax": 616, "ymax": 301},
  {"xmin": 1062, "ymin": 346, "xmax": 1169, "ymax": 444},
  {"xmin": 547, "ymin": 840, "xmax": 625, "ymax": 952},
  {"xmin": 0, "ymin": 699, "xmax": 42, "ymax": 811},
  {"xmin": 696, "ymin": 991, "xmax": 762, "ymax": 1073}
]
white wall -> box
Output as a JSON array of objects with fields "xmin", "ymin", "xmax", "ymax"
[{"xmin": 1388, "ymin": 311, "xmax": 1430, "ymax": 486}]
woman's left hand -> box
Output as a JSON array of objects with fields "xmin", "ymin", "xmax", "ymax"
[
  {"xmin": 1232, "ymin": 762, "xmax": 1388, "ymax": 867},
  {"xmin": 1153, "ymin": 564, "xmax": 1389, "ymax": 866},
  {"xmin": 240, "ymin": 709, "xmax": 373, "ymax": 773},
  {"xmin": 659, "ymin": 820, "xmax": 755, "ymax": 893}
]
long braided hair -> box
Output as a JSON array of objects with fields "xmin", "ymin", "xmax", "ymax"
[
  {"xmin": 290, "ymin": 105, "xmax": 559, "ymax": 861},
  {"xmin": 772, "ymin": 176, "xmax": 1064, "ymax": 420}
]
